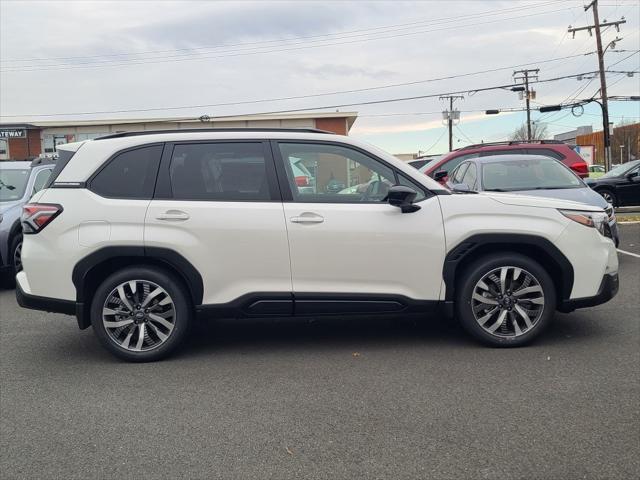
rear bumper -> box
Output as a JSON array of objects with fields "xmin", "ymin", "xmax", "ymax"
[
  {"xmin": 558, "ymin": 272, "xmax": 619, "ymax": 312},
  {"xmin": 15, "ymin": 281, "xmax": 88, "ymax": 329}
]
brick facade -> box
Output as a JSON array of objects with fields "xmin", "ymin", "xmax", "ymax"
[{"xmin": 6, "ymin": 129, "xmax": 42, "ymax": 159}]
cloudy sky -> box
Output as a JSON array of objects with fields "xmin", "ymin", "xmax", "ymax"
[{"xmin": 1, "ymin": 0, "xmax": 639, "ymax": 154}]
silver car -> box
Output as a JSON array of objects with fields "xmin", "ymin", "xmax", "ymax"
[
  {"xmin": 0, "ymin": 158, "xmax": 55, "ymax": 277},
  {"xmin": 446, "ymin": 154, "xmax": 619, "ymax": 246}
]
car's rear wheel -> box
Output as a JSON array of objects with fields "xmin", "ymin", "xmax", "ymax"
[
  {"xmin": 598, "ymin": 189, "xmax": 617, "ymax": 207},
  {"xmin": 456, "ymin": 254, "xmax": 556, "ymax": 347},
  {"xmin": 90, "ymin": 266, "xmax": 192, "ymax": 362}
]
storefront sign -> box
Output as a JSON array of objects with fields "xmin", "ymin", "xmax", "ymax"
[{"xmin": 0, "ymin": 128, "xmax": 26, "ymax": 139}]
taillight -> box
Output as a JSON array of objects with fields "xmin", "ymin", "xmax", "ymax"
[
  {"xmin": 21, "ymin": 203, "xmax": 63, "ymax": 234},
  {"xmin": 570, "ymin": 161, "xmax": 589, "ymax": 176},
  {"xmin": 295, "ymin": 175, "xmax": 309, "ymax": 187}
]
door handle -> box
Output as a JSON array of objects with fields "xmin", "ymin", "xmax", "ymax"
[
  {"xmin": 156, "ymin": 210, "xmax": 190, "ymax": 221},
  {"xmin": 290, "ymin": 213, "xmax": 324, "ymax": 224}
]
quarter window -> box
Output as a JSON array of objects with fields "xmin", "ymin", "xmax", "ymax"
[
  {"xmin": 90, "ymin": 145, "xmax": 163, "ymax": 199},
  {"xmin": 278, "ymin": 143, "xmax": 396, "ymax": 203},
  {"xmin": 169, "ymin": 143, "xmax": 270, "ymax": 201}
]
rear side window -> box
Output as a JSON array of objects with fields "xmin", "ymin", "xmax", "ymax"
[
  {"xmin": 525, "ymin": 148, "xmax": 564, "ymax": 160},
  {"xmin": 479, "ymin": 149, "xmax": 525, "ymax": 157},
  {"xmin": 169, "ymin": 142, "xmax": 270, "ymax": 201},
  {"xmin": 90, "ymin": 145, "xmax": 163, "ymax": 199},
  {"xmin": 32, "ymin": 168, "xmax": 52, "ymax": 194}
]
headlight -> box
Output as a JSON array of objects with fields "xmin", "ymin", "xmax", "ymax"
[{"xmin": 559, "ymin": 209, "xmax": 610, "ymax": 238}]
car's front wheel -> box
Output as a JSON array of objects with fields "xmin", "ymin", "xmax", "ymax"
[
  {"xmin": 90, "ymin": 266, "xmax": 192, "ymax": 362},
  {"xmin": 598, "ymin": 189, "xmax": 617, "ymax": 207},
  {"xmin": 456, "ymin": 254, "xmax": 556, "ymax": 347}
]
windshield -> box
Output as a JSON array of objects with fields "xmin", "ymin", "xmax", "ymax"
[
  {"xmin": 601, "ymin": 160, "xmax": 640, "ymax": 178},
  {"xmin": 482, "ymin": 157, "xmax": 582, "ymax": 191},
  {"xmin": 0, "ymin": 168, "xmax": 30, "ymax": 202}
]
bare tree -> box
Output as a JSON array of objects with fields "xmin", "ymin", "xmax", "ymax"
[{"xmin": 510, "ymin": 122, "xmax": 549, "ymax": 141}]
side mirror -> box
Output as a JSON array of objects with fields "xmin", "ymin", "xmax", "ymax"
[
  {"xmin": 451, "ymin": 183, "xmax": 472, "ymax": 193},
  {"xmin": 627, "ymin": 171, "xmax": 639, "ymax": 182},
  {"xmin": 386, "ymin": 185, "xmax": 421, "ymax": 213},
  {"xmin": 434, "ymin": 171, "xmax": 448, "ymax": 181}
]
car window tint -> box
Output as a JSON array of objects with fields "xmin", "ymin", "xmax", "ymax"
[
  {"xmin": 461, "ymin": 163, "xmax": 477, "ymax": 188},
  {"xmin": 525, "ymin": 148, "xmax": 563, "ymax": 160},
  {"xmin": 32, "ymin": 169, "xmax": 52, "ymax": 194},
  {"xmin": 170, "ymin": 143, "xmax": 269, "ymax": 201},
  {"xmin": 278, "ymin": 143, "xmax": 396, "ymax": 203},
  {"xmin": 91, "ymin": 145, "xmax": 163, "ymax": 199},
  {"xmin": 480, "ymin": 149, "xmax": 525, "ymax": 157}
]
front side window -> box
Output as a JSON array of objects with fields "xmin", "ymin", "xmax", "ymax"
[
  {"xmin": 278, "ymin": 143, "xmax": 396, "ymax": 203},
  {"xmin": 91, "ymin": 145, "xmax": 163, "ymax": 199},
  {"xmin": 169, "ymin": 142, "xmax": 270, "ymax": 201}
]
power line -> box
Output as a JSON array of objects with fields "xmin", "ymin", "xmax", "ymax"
[
  {"xmin": 1, "ymin": 7, "xmax": 582, "ymax": 72},
  {"xmin": 3, "ymin": 69, "xmax": 634, "ymax": 121},
  {"xmin": 1, "ymin": 56, "xmax": 619, "ymax": 119}
]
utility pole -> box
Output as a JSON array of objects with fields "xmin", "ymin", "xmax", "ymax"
[
  {"xmin": 513, "ymin": 69, "xmax": 539, "ymax": 141},
  {"xmin": 568, "ymin": 0, "xmax": 626, "ymax": 170},
  {"xmin": 440, "ymin": 95, "xmax": 464, "ymax": 151}
]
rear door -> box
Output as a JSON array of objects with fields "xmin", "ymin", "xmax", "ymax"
[
  {"xmin": 145, "ymin": 141, "xmax": 292, "ymax": 307},
  {"xmin": 273, "ymin": 140, "xmax": 446, "ymax": 307}
]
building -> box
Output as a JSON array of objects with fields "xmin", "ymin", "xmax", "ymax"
[
  {"xmin": 553, "ymin": 125, "xmax": 593, "ymax": 144},
  {"xmin": 0, "ymin": 112, "xmax": 358, "ymax": 161},
  {"xmin": 576, "ymin": 122, "xmax": 640, "ymax": 165}
]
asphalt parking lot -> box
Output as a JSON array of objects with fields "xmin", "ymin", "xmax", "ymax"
[{"xmin": 1, "ymin": 225, "xmax": 638, "ymax": 480}]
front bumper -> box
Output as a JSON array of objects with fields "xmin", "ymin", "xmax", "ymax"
[{"xmin": 558, "ymin": 272, "xmax": 619, "ymax": 312}]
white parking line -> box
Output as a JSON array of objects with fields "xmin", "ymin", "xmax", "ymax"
[{"xmin": 617, "ymin": 249, "xmax": 640, "ymax": 259}]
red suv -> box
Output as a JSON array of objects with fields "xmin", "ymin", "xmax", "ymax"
[{"xmin": 420, "ymin": 141, "xmax": 589, "ymax": 184}]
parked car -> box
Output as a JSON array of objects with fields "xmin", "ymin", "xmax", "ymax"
[
  {"xmin": 0, "ymin": 158, "xmax": 55, "ymax": 277},
  {"xmin": 586, "ymin": 159, "xmax": 640, "ymax": 207},
  {"xmin": 589, "ymin": 164, "xmax": 606, "ymax": 179},
  {"xmin": 446, "ymin": 155, "xmax": 619, "ymax": 246},
  {"xmin": 420, "ymin": 141, "xmax": 589, "ymax": 184},
  {"xmin": 16, "ymin": 129, "xmax": 618, "ymax": 361}
]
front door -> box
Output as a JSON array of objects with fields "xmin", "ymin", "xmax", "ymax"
[{"xmin": 274, "ymin": 141, "xmax": 446, "ymax": 309}]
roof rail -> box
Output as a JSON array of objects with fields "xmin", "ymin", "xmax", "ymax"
[
  {"xmin": 455, "ymin": 139, "xmax": 565, "ymax": 151},
  {"xmin": 95, "ymin": 127, "xmax": 335, "ymax": 140},
  {"xmin": 30, "ymin": 157, "xmax": 57, "ymax": 167}
]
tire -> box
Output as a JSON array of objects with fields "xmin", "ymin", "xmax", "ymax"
[
  {"xmin": 9, "ymin": 234, "xmax": 23, "ymax": 273},
  {"xmin": 455, "ymin": 253, "xmax": 556, "ymax": 347},
  {"xmin": 597, "ymin": 189, "xmax": 617, "ymax": 207},
  {"xmin": 90, "ymin": 266, "xmax": 192, "ymax": 362}
]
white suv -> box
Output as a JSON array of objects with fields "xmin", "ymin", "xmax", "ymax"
[{"xmin": 16, "ymin": 129, "xmax": 619, "ymax": 361}]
